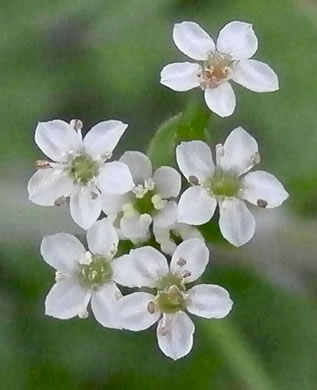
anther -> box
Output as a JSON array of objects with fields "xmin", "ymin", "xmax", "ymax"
[
  {"xmin": 188, "ymin": 175, "xmax": 199, "ymax": 186},
  {"xmin": 160, "ymin": 326, "xmax": 168, "ymax": 336},
  {"xmin": 182, "ymin": 270, "xmax": 191, "ymax": 278},
  {"xmin": 147, "ymin": 301, "xmax": 156, "ymax": 314},
  {"xmin": 70, "ymin": 119, "xmax": 83, "ymax": 132},
  {"xmin": 54, "ymin": 196, "xmax": 66, "ymax": 206},
  {"xmin": 252, "ymin": 152, "xmax": 261, "ymax": 165},
  {"xmin": 177, "ymin": 257, "xmax": 186, "ymax": 267},
  {"xmin": 91, "ymin": 191, "xmax": 99, "ymax": 200},
  {"xmin": 36, "ymin": 160, "xmax": 51, "ymax": 169},
  {"xmin": 257, "ymin": 199, "xmax": 268, "ymax": 208}
]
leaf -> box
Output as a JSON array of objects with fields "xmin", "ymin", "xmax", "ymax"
[{"xmin": 147, "ymin": 102, "xmax": 212, "ymax": 168}]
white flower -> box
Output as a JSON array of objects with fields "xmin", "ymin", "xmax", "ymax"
[
  {"xmin": 176, "ymin": 127, "xmax": 289, "ymax": 247},
  {"xmin": 160, "ymin": 21, "xmax": 279, "ymax": 117},
  {"xmin": 41, "ymin": 218, "xmax": 124, "ymax": 328},
  {"xmin": 153, "ymin": 202, "xmax": 203, "ymax": 255},
  {"xmin": 113, "ymin": 239, "xmax": 233, "ymax": 360},
  {"xmin": 102, "ymin": 151, "xmax": 181, "ymax": 244},
  {"xmin": 28, "ymin": 119, "xmax": 134, "ymax": 229}
]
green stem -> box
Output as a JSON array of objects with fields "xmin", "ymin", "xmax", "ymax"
[{"xmin": 202, "ymin": 320, "xmax": 277, "ymax": 390}]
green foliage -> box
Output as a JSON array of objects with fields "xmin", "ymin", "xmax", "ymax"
[{"xmin": 147, "ymin": 102, "xmax": 211, "ymax": 168}]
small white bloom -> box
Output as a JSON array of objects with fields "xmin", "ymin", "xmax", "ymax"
[
  {"xmin": 160, "ymin": 21, "xmax": 279, "ymax": 117},
  {"xmin": 176, "ymin": 127, "xmax": 289, "ymax": 247},
  {"xmin": 41, "ymin": 218, "xmax": 124, "ymax": 329},
  {"xmin": 113, "ymin": 239, "xmax": 233, "ymax": 360},
  {"xmin": 28, "ymin": 119, "xmax": 134, "ymax": 229},
  {"xmin": 102, "ymin": 151, "xmax": 181, "ymax": 244},
  {"xmin": 153, "ymin": 201, "xmax": 203, "ymax": 255}
]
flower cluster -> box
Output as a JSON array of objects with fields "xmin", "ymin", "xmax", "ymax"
[{"xmin": 28, "ymin": 21, "xmax": 288, "ymax": 360}]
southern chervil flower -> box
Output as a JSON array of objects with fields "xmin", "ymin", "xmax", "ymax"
[
  {"xmin": 160, "ymin": 21, "xmax": 279, "ymax": 117},
  {"xmin": 102, "ymin": 151, "xmax": 181, "ymax": 244},
  {"xmin": 41, "ymin": 218, "xmax": 123, "ymax": 328},
  {"xmin": 176, "ymin": 127, "xmax": 289, "ymax": 247},
  {"xmin": 113, "ymin": 239, "xmax": 233, "ymax": 360},
  {"xmin": 153, "ymin": 203, "xmax": 203, "ymax": 255},
  {"xmin": 28, "ymin": 119, "xmax": 134, "ymax": 229}
]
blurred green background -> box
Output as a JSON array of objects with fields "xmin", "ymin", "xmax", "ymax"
[{"xmin": 1, "ymin": 0, "xmax": 317, "ymax": 389}]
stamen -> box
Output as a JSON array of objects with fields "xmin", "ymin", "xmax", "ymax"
[
  {"xmin": 182, "ymin": 270, "xmax": 191, "ymax": 278},
  {"xmin": 177, "ymin": 257, "xmax": 186, "ymax": 267},
  {"xmin": 147, "ymin": 301, "xmax": 156, "ymax": 314},
  {"xmin": 216, "ymin": 144, "xmax": 225, "ymax": 165},
  {"xmin": 257, "ymin": 199, "xmax": 268, "ymax": 208},
  {"xmin": 188, "ymin": 175, "xmax": 199, "ymax": 186},
  {"xmin": 252, "ymin": 152, "xmax": 261, "ymax": 165},
  {"xmin": 54, "ymin": 196, "xmax": 66, "ymax": 206},
  {"xmin": 36, "ymin": 160, "xmax": 51, "ymax": 169},
  {"xmin": 70, "ymin": 119, "xmax": 83, "ymax": 132}
]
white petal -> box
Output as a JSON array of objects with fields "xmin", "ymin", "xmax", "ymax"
[
  {"xmin": 204, "ymin": 83, "xmax": 236, "ymax": 118},
  {"xmin": 83, "ymin": 120, "xmax": 127, "ymax": 159},
  {"xmin": 157, "ymin": 312, "xmax": 195, "ymax": 360},
  {"xmin": 91, "ymin": 283, "xmax": 122, "ymax": 329},
  {"xmin": 219, "ymin": 198, "xmax": 255, "ymax": 247},
  {"xmin": 102, "ymin": 193, "xmax": 131, "ymax": 216},
  {"xmin": 177, "ymin": 186, "xmax": 217, "ymax": 225},
  {"xmin": 187, "ymin": 284, "xmax": 233, "ymax": 319},
  {"xmin": 154, "ymin": 201, "xmax": 177, "ymax": 229},
  {"xmin": 119, "ymin": 151, "xmax": 152, "ymax": 185},
  {"xmin": 153, "ymin": 225, "xmax": 177, "ymax": 255},
  {"xmin": 112, "ymin": 247, "xmax": 169, "ymax": 288},
  {"xmin": 118, "ymin": 292, "xmax": 160, "ymax": 331},
  {"xmin": 241, "ymin": 171, "xmax": 288, "ymax": 208},
  {"xmin": 219, "ymin": 127, "xmax": 259, "ymax": 175},
  {"xmin": 176, "ymin": 141, "xmax": 214, "ymax": 184},
  {"xmin": 35, "ymin": 120, "xmax": 82, "ymax": 162},
  {"xmin": 232, "ymin": 59, "xmax": 279, "ymax": 93},
  {"xmin": 70, "ymin": 187, "xmax": 102, "ymax": 230},
  {"xmin": 173, "ymin": 21, "xmax": 215, "ymax": 61},
  {"xmin": 45, "ymin": 279, "xmax": 90, "ymax": 319},
  {"xmin": 153, "ymin": 166, "xmax": 181, "ymax": 199},
  {"xmin": 98, "ymin": 161, "xmax": 134, "ymax": 194},
  {"xmin": 41, "ymin": 233, "xmax": 85, "ymax": 272},
  {"xmin": 171, "ymin": 238, "xmax": 209, "ymax": 283},
  {"xmin": 176, "ymin": 223, "xmax": 204, "ymax": 241},
  {"xmin": 160, "ymin": 62, "xmax": 201, "ymax": 91},
  {"xmin": 27, "ymin": 168, "xmax": 73, "ymax": 206},
  {"xmin": 217, "ymin": 21, "xmax": 258, "ymax": 60},
  {"xmin": 120, "ymin": 214, "xmax": 152, "ymax": 244},
  {"xmin": 86, "ymin": 218, "xmax": 118, "ymax": 256}
]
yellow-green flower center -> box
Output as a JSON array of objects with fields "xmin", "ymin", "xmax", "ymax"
[
  {"xmin": 78, "ymin": 255, "xmax": 112, "ymax": 289},
  {"xmin": 70, "ymin": 155, "xmax": 99, "ymax": 185},
  {"xmin": 156, "ymin": 273, "xmax": 186, "ymax": 314},
  {"xmin": 134, "ymin": 190, "xmax": 156, "ymax": 214},
  {"xmin": 205, "ymin": 170, "xmax": 241, "ymax": 198}
]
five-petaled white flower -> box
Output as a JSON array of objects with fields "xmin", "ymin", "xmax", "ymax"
[
  {"xmin": 176, "ymin": 127, "xmax": 289, "ymax": 247},
  {"xmin": 160, "ymin": 21, "xmax": 279, "ymax": 117},
  {"xmin": 102, "ymin": 151, "xmax": 181, "ymax": 244},
  {"xmin": 113, "ymin": 238, "xmax": 233, "ymax": 360},
  {"xmin": 41, "ymin": 218, "xmax": 124, "ymax": 328},
  {"xmin": 28, "ymin": 119, "xmax": 134, "ymax": 229}
]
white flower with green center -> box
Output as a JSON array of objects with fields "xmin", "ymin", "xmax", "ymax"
[
  {"xmin": 113, "ymin": 239, "xmax": 233, "ymax": 360},
  {"xmin": 41, "ymin": 218, "xmax": 124, "ymax": 328},
  {"xmin": 160, "ymin": 21, "xmax": 279, "ymax": 117},
  {"xmin": 28, "ymin": 119, "xmax": 134, "ymax": 229},
  {"xmin": 176, "ymin": 127, "xmax": 289, "ymax": 247},
  {"xmin": 102, "ymin": 151, "xmax": 181, "ymax": 244}
]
